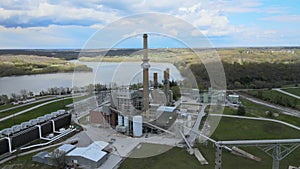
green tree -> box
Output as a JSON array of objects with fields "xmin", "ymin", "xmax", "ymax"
[{"xmin": 237, "ymin": 106, "xmax": 246, "ymax": 116}]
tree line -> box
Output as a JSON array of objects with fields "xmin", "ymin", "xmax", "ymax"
[{"xmin": 189, "ymin": 62, "xmax": 300, "ymax": 90}]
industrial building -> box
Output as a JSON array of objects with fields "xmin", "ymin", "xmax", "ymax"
[
  {"xmin": 89, "ymin": 34, "xmax": 178, "ymax": 138},
  {"xmin": 227, "ymin": 94, "xmax": 240, "ymax": 104},
  {"xmin": 0, "ymin": 110, "xmax": 71, "ymax": 156},
  {"xmin": 32, "ymin": 141, "xmax": 110, "ymax": 169}
]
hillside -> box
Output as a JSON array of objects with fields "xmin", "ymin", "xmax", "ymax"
[{"xmin": 0, "ymin": 55, "xmax": 92, "ymax": 77}]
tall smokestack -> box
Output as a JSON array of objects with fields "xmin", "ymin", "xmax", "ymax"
[
  {"xmin": 153, "ymin": 73, "xmax": 158, "ymax": 89},
  {"xmin": 164, "ymin": 68, "xmax": 170, "ymax": 105},
  {"xmin": 142, "ymin": 34, "xmax": 150, "ymax": 117}
]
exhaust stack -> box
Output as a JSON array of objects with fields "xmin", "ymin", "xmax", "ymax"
[{"xmin": 142, "ymin": 34, "xmax": 150, "ymax": 117}]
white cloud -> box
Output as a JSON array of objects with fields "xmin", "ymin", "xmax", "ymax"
[
  {"xmin": 0, "ymin": 25, "xmax": 97, "ymax": 48},
  {"xmin": 260, "ymin": 15, "xmax": 300, "ymax": 22},
  {"xmin": 0, "ymin": 0, "xmax": 121, "ymax": 27}
]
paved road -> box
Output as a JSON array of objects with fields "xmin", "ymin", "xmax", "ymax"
[
  {"xmin": 238, "ymin": 93, "xmax": 300, "ymax": 118},
  {"xmin": 273, "ymin": 88, "xmax": 300, "ymax": 99}
]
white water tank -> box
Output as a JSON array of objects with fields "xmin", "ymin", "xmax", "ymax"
[
  {"xmin": 118, "ymin": 114, "xmax": 123, "ymax": 126},
  {"xmin": 124, "ymin": 116, "xmax": 129, "ymax": 127},
  {"xmin": 133, "ymin": 116, "xmax": 143, "ymax": 137}
]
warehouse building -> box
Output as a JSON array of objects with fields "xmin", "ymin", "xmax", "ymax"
[{"xmin": 33, "ymin": 141, "xmax": 109, "ymax": 169}]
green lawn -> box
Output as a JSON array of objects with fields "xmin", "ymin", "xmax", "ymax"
[
  {"xmin": 0, "ymin": 99, "xmax": 58, "ymax": 119},
  {"xmin": 0, "ymin": 104, "xmax": 14, "ymax": 111},
  {"xmin": 245, "ymin": 90, "xmax": 300, "ymax": 110},
  {"xmin": 120, "ymin": 117, "xmax": 300, "ymax": 169},
  {"xmin": 283, "ymin": 88, "xmax": 300, "ymax": 97},
  {"xmin": 0, "ymin": 95, "xmax": 91, "ymax": 130},
  {"xmin": 0, "ymin": 98, "xmax": 73, "ymax": 130},
  {"xmin": 211, "ymin": 116, "xmax": 300, "ymax": 141},
  {"xmin": 240, "ymin": 98, "xmax": 300, "ymax": 128},
  {"xmin": 120, "ymin": 144, "xmax": 300, "ymax": 169}
]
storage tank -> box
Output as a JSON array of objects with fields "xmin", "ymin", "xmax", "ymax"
[
  {"xmin": 118, "ymin": 114, "xmax": 123, "ymax": 126},
  {"xmin": 124, "ymin": 116, "xmax": 129, "ymax": 127},
  {"xmin": 133, "ymin": 116, "xmax": 143, "ymax": 137}
]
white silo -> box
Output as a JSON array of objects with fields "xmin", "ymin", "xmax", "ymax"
[
  {"xmin": 124, "ymin": 116, "xmax": 129, "ymax": 127},
  {"xmin": 118, "ymin": 114, "xmax": 123, "ymax": 126},
  {"xmin": 133, "ymin": 116, "xmax": 143, "ymax": 137}
]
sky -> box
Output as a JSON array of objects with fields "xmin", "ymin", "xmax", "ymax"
[{"xmin": 0, "ymin": 0, "xmax": 299, "ymax": 49}]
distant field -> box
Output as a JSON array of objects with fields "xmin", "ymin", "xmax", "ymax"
[
  {"xmin": 0, "ymin": 55, "xmax": 91, "ymax": 77},
  {"xmin": 283, "ymin": 88, "xmax": 300, "ymax": 97}
]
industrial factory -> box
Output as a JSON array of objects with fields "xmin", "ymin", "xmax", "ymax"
[
  {"xmin": 90, "ymin": 34, "xmax": 178, "ymax": 137},
  {"xmin": 0, "ymin": 110, "xmax": 72, "ymax": 156}
]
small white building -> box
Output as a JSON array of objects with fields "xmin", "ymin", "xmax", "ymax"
[
  {"xmin": 228, "ymin": 94, "xmax": 240, "ymax": 104},
  {"xmin": 33, "ymin": 141, "xmax": 109, "ymax": 169},
  {"xmin": 66, "ymin": 141, "xmax": 109, "ymax": 169}
]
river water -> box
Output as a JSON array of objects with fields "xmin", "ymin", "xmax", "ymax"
[{"xmin": 0, "ymin": 61, "xmax": 182, "ymax": 95}]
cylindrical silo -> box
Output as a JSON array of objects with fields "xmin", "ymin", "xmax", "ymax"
[
  {"xmin": 133, "ymin": 116, "xmax": 143, "ymax": 137},
  {"xmin": 118, "ymin": 114, "xmax": 123, "ymax": 126},
  {"xmin": 124, "ymin": 116, "xmax": 129, "ymax": 127}
]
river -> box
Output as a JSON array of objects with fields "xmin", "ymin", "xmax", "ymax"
[{"xmin": 0, "ymin": 61, "xmax": 182, "ymax": 95}]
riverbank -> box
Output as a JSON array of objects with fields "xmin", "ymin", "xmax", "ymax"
[{"xmin": 0, "ymin": 55, "xmax": 92, "ymax": 77}]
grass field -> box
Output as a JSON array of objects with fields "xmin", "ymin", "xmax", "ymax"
[
  {"xmin": 283, "ymin": 88, "xmax": 300, "ymax": 97},
  {"xmin": 0, "ymin": 104, "xmax": 14, "ymax": 111},
  {"xmin": 0, "ymin": 98, "xmax": 73, "ymax": 130},
  {"xmin": 241, "ymin": 98, "xmax": 300, "ymax": 127},
  {"xmin": 211, "ymin": 116, "xmax": 300, "ymax": 140},
  {"xmin": 245, "ymin": 89, "xmax": 300, "ymax": 110},
  {"xmin": 0, "ymin": 98, "xmax": 58, "ymax": 119},
  {"xmin": 120, "ymin": 116, "xmax": 300, "ymax": 169},
  {"xmin": 120, "ymin": 145, "xmax": 300, "ymax": 169},
  {"xmin": 0, "ymin": 95, "xmax": 92, "ymax": 130}
]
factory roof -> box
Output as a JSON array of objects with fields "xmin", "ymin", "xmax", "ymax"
[
  {"xmin": 228, "ymin": 94, "xmax": 239, "ymax": 98},
  {"xmin": 67, "ymin": 141, "xmax": 108, "ymax": 162},
  {"xmin": 157, "ymin": 106, "xmax": 176, "ymax": 113},
  {"xmin": 57, "ymin": 144, "xmax": 76, "ymax": 154}
]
